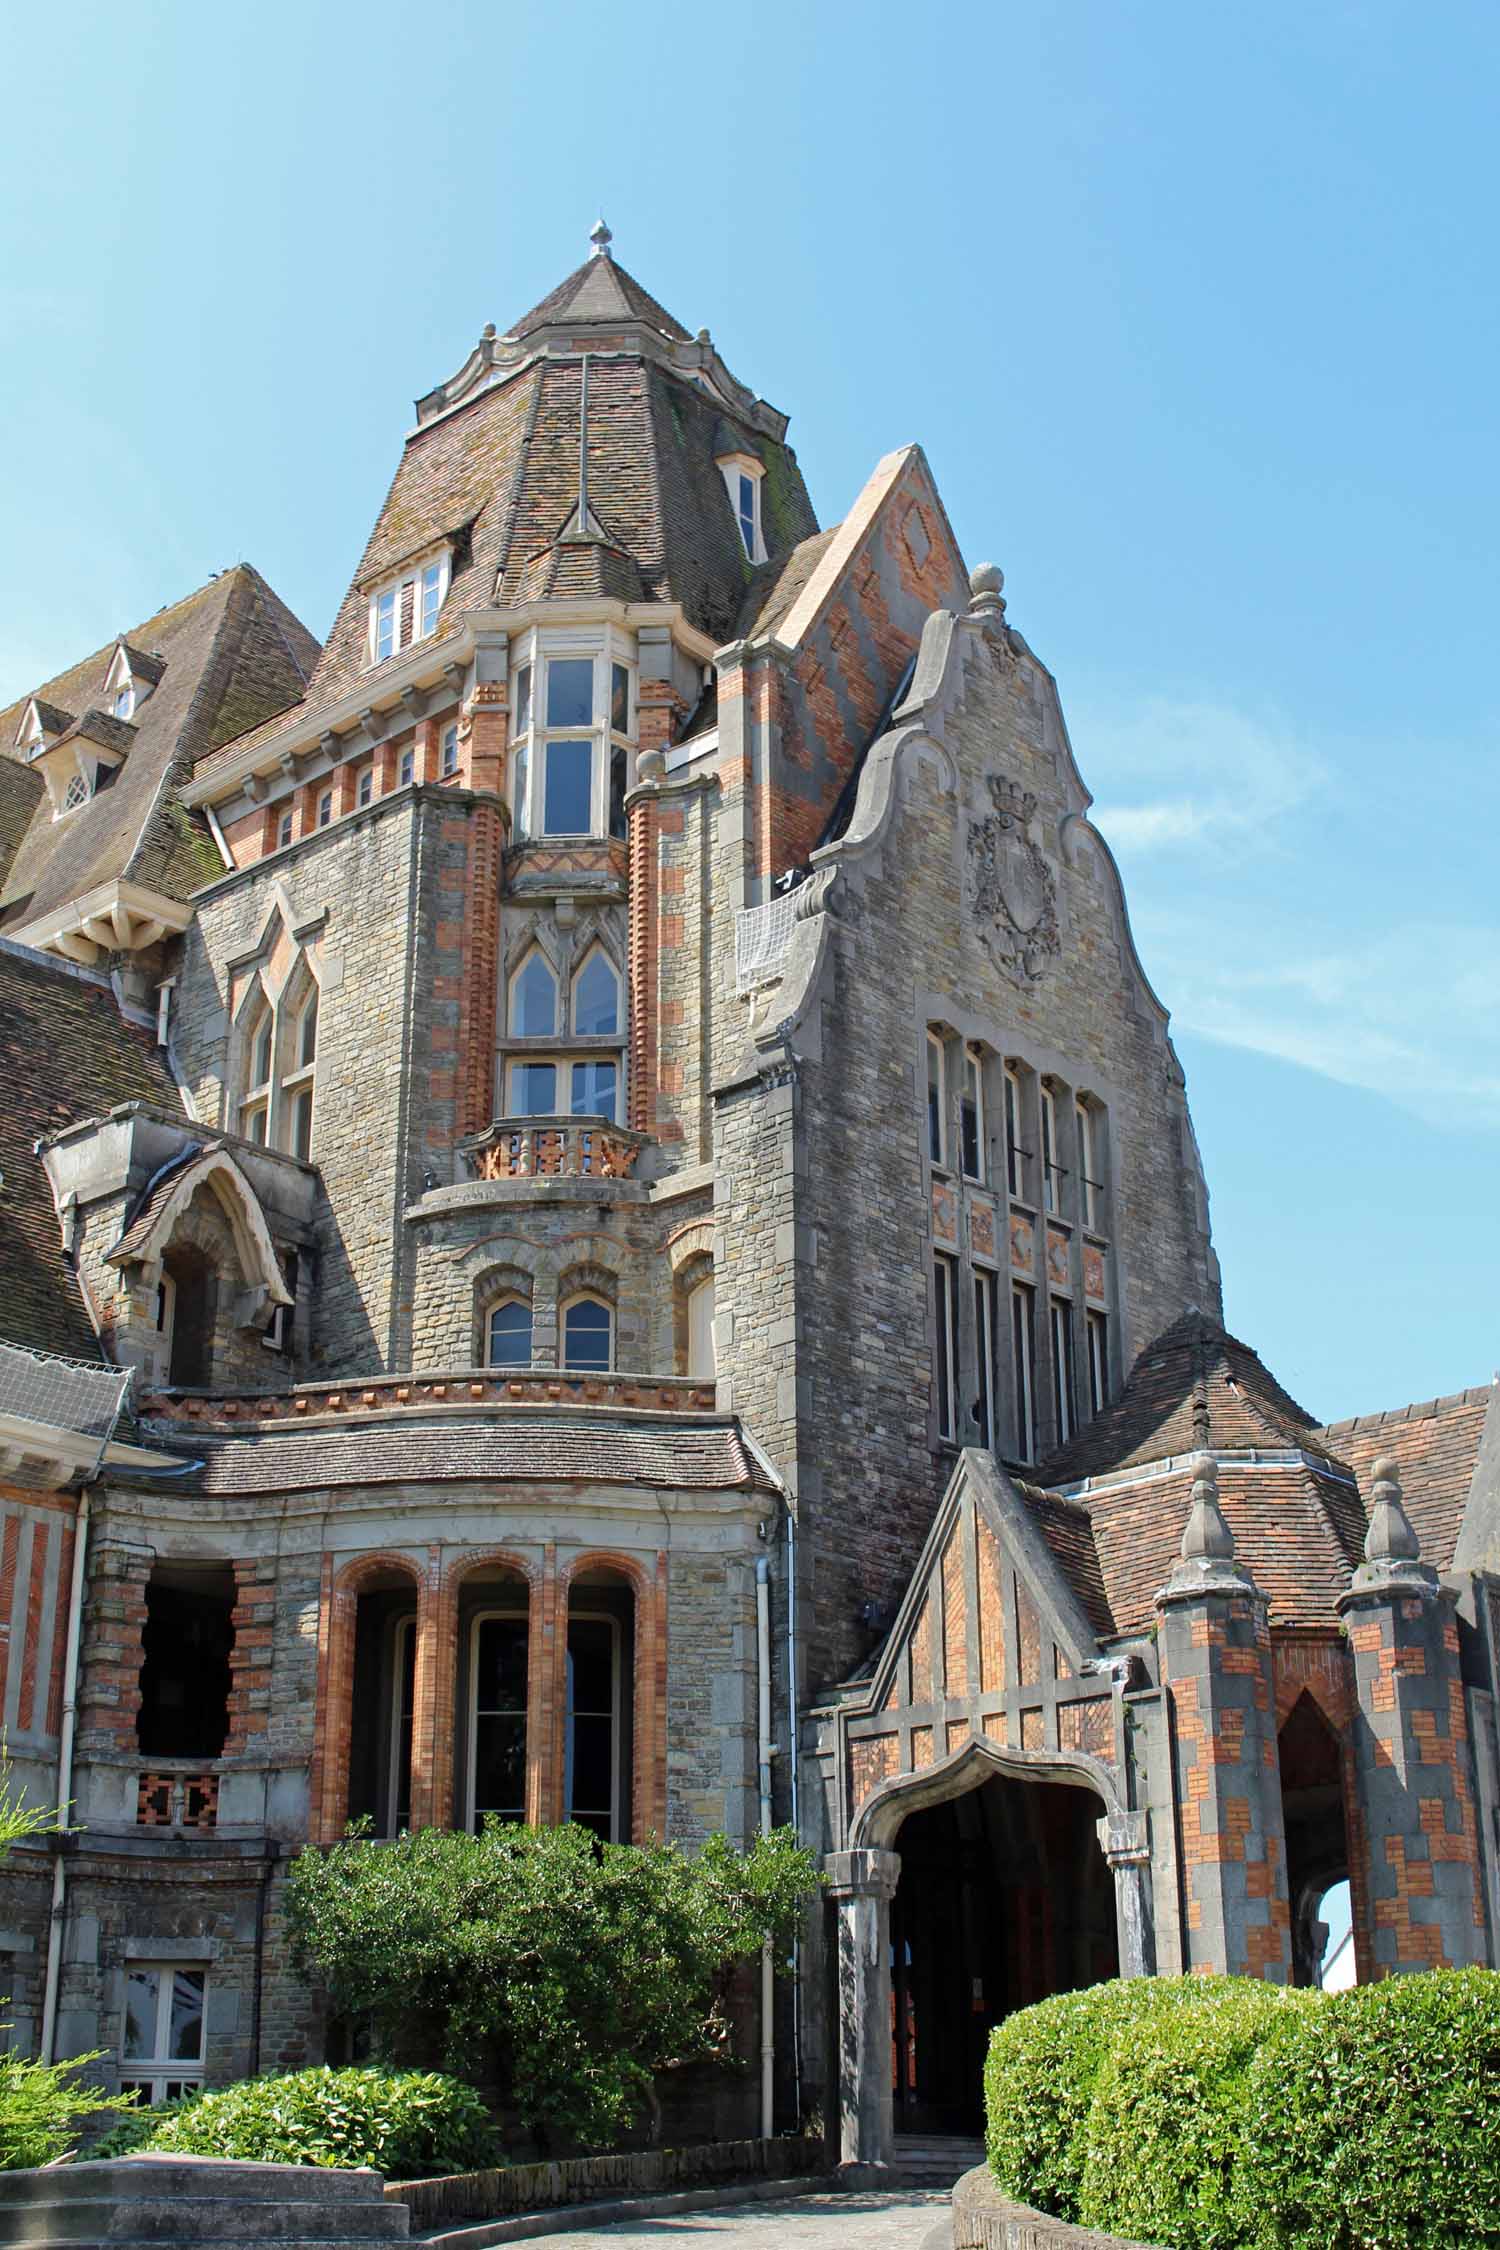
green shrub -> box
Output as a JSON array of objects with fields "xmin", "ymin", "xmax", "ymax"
[
  {"xmin": 984, "ymin": 1975, "xmax": 1228, "ymax": 2222},
  {"xmin": 0, "ymin": 2050, "xmax": 135, "ymax": 2171},
  {"xmin": 84, "ymin": 2094, "xmax": 201, "ymax": 2162},
  {"xmin": 139, "ymin": 2067, "xmax": 497, "ymax": 2178},
  {"xmin": 1079, "ymin": 1979, "xmax": 1310, "ymax": 2250},
  {"xmin": 1239, "ymin": 1966, "xmax": 1500, "ymax": 2249}
]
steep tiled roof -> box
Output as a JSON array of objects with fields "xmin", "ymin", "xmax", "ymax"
[
  {"xmin": 148, "ymin": 1413, "xmax": 766, "ymax": 1497},
  {"xmin": 734, "ymin": 528, "xmax": 840, "ymax": 641},
  {"xmin": 0, "ymin": 940, "xmax": 181, "ymax": 1358},
  {"xmin": 1014, "ymin": 1482, "xmax": 1114, "ymax": 1637},
  {"xmin": 1038, "ymin": 1309, "xmax": 1332, "ymax": 1486},
  {"xmin": 0, "ymin": 566, "xmax": 318, "ymax": 929},
  {"xmin": 0, "ymin": 760, "xmax": 43, "ymax": 892},
  {"xmin": 508, "ymin": 253, "xmax": 694, "ymax": 344},
  {"xmin": 1317, "ymin": 1386, "xmax": 1493, "ymax": 1573}
]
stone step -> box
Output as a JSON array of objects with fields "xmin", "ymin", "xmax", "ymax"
[
  {"xmin": 0, "ymin": 2201, "xmax": 408, "ymax": 2248},
  {"xmin": 0, "ymin": 2166, "xmax": 387, "ymax": 2211}
]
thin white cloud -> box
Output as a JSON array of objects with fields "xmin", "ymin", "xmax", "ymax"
[{"xmin": 1072, "ymin": 696, "xmax": 1323, "ymax": 858}]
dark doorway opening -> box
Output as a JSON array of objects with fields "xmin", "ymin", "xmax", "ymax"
[
  {"xmin": 164, "ymin": 1247, "xmax": 217, "ymax": 1389},
  {"xmin": 136, "ymin": 1562, "xmax": 236, "ymax": 1759},
  {"xmin": 1278, "ymin": 1691, "xmax": 1352, "ymax": 1987},
  {"xmin": 347, "ymin": 1577, "xmax": 419, "ymax": 1837},
  {"xmin": 889, "ymin": 1770, "xmax": 1116, "ymax": 2133}
]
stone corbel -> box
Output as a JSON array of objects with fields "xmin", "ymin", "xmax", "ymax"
[
  {"xmin": 231, "ymin": 1281, "xmax": 273, "ymax": 1333},
  {"xmin": 400, "ymin": 684, "xmax": 428, "ymax": 724}
]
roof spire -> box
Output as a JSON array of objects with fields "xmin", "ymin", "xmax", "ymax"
[{"xmin": 589, "ymin": 216, "xmax": 613, "ymax": 261}]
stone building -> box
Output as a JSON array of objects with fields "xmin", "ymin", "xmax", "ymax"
[{"xmin": 1, "ymin": 225, "xmax": 1497, "ymax": 2160}]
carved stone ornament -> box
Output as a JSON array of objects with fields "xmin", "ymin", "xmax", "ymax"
[{"xmin": 967, "ymin": 776, "xmax": 1060, "ymax": 982}]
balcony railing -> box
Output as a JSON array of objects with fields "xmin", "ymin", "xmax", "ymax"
[
  {"xmin": 459, "ymin": 1115, "xmax": 646, "ymax": 1183},
  {"xmin": 137, "ymin": 1767, "xmax": 220, "ymax": 1831}
]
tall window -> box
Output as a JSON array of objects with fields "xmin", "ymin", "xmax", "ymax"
[
  {"xmin": 1040, "ymin": 1084, "xmax": 1062, "ymax": 1213},
  {"xmin": 927, "ymin": 1033, "xmax": 947, "ymax": 1166},
  {"xmin": 385, "ymin": 1616, "xmax": 416, "ymax": 1835},
  {"xmin": 114, "ymin": 683, "xmax": 135, "ymax": 721},
  {"xmin": 573, "ymin": 948, "xmax": 620, "ymax": 1036},
  {"xmin": 1087, "ymin": 1309, "xmax": 1110, "ymax": 1416},
  {"xmin": 509, "ymin": 950, "xmax": 558, "ymax": 1037},
  {"xmin": 565, "ymin": 1614, "xmax": 621, "ymax": 1839},
  {"xmin": 1004, "ymin": 1067, "xmax": 1025, "ymax": 1200},
  {"xmin": 961, "ymin": 1045, "xmax": 985, "ymax": 1181},
  {"xmin": 975, "ymin": 1270, "xmax": 999, "ymax": 1450},
  {"xmin": 507, "ymin": 640, "xmax": 635, "ymax": 840},
  {"xmin": 356, "ymin": 765, "xmax": 374, "ymax": 809},
  {"xmin": 238, "ymin": 976, "xmax": 321, "ymax": 1156},
  {"xmin": 368, "ymin": 553, "xmax": 449, "ymax": 666},
  {"xmin": 240, "ymin": 1004, "xmax": 273, "ymax": 1144},
  {"xmin": 487, "ymin": 1297, "xmax": 533, "ymax": 1368},
  {"xmin": 284, "ymin": 990, "xmax": 318, "ymax": 1161},
  {"xmin": 1012, "ymin": 1282, "xmax": 1036, "ymax": 1462},
  {"xmin": 120, "ymin": 1966, "xmax": 208, "ymax": 2106},
  {"xmin": 718, "ymin": 455, "xmax": 766, "ymax": 562},
  {"xmin": 563, "ymin": 1294, "xmax": 613, "ymax": 1372},
  {"xmin": 441, "ymin": 722, "xmax": 459, "ymax": 777},
  {"xmin": 1051, "ymin": 1298, "xmax": 1077, "ymax": 1446},
  {"xmin": 933, "ymin": 1253, "xmax": 958, "ymax": 1441},
  {"xmin": 1078, "ymin": 1100, "xmax": 1103, "ymax": 1230},
  {"xmin": 686, "ymin": 1275, "xmax": 717, "ymax": 1381},
  {"xmin": 468, "ymin": 1613, "xmax": 528, "ymax": 1828}
]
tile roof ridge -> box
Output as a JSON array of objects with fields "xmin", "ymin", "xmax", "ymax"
[{"xmin": 1318, "ymin": 1381, "xmax": 1496, "ymax": 1436}]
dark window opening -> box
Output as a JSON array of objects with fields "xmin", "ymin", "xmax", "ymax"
[
  {"xmin": 136, "ymin": 1564, "xmax": 236, "ymax": 1759},
  {"xmin": 455, "ymin": 1574, "xmax": 529, "ymax": 1831},
  {"xmin": 608, "ymin": 743, "xmax": 627, "ymax": 839},
  {"xmin": 164, "ymin": 1248, "xmax": 216, "ymax": 1389},
  {"xmin": 565, "ymin": 1573, "xmax": 634, "ymax": 1842},
  {"xmin": 1279, "ymin": 1691, "xmax": 1354, "ymax": 1988},
  {"xmin": 347, "ymin": 1580, "xmax": 419, "ymax": 1838}
]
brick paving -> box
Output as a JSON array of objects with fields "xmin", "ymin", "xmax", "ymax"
[{"xmin": 533, "ymin": 2188, "xmax": 949, "ymax": 2245}]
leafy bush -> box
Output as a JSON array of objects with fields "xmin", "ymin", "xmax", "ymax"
[
  {"xmin": 984, "ymin": 1975, "xmax": 1229, "ymax": 2222},
  {"xmin": 139, "ymin": 2067, "xmax": 496, "ymax": 2178},
  {"xmin": 286, "ymin": 1821, "xmax": 820, "ymax": 2148},
  {"xmin": 1239, "ymin": 1967, "xmax": 1500, "ymax": 2249},
  {"xmin": 0, "ymin": 2050, "xmax": 136, "ymax": 2171},
  {"xmin": 1079, "ymin": 1978, "xmax": 1307, "ymax": 2249},
  {"xmin": 84, "ymin": 2094, "xmax": 202, "ymax": 2162}
]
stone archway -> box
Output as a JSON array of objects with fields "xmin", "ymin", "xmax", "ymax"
[{"xmin": 828, "ymin": 1738, "xmax": 1143, "ymax": 2164}]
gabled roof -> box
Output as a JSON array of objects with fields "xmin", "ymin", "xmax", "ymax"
[
  {"xmin": 1038, "ymin": 1308, "xmax": 1333, "ymax": 1486},
  {"xmin": 508, "ymin": 252, "xmax": 694, "ymax": 344},
  {"xmin": 0, "ymin": 939, "xmax": 181, "ymax": 1358},
  {"xmin": 0, "ymin": 566, "xmax": 318, "ymax": 935},
  {"xmin": 0, "ymin": 759, "xmax": 43, "ymax": 892}
]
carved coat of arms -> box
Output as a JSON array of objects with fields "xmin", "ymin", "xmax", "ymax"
[{"xmin": 967, "ymin": 777, "xmax": 1060, "ymax": 982}]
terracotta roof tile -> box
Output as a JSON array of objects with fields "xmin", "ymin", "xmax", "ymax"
[
  {"xmin": 1015, "ymin": 1482, "xmax": 1115, "ymax": 1636},
  {"xmin": 1317, "ymin": 1386, "xmax": 1492, "ymax": 1573}
]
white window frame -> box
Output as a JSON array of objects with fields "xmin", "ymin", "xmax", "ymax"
[
  {"xmin": 119, "ymin": 1963, "xmax": 208, "ymax": 2107},
  {"xmin": 686, "ymin": 1273, "xmax": 717, "ymax": 1381},
  {"xmin": 508, "ymin": 948, "xmax": 559, "ymax": 1039},
  {"xmin": 317, "ymin": 789, "xmax": 334, "ymax": 829},
  {"xmin": 281, "ymin": 985, "xmax": 318, "ymax": 1162},
  {"xmin": 366, "ymin": 548, "xmax": 451, "ymax": 668},
  {"xmin": 1077, "ymin": 1099, "xmax": 1102, "ymax": 1231},
  {"xmin": 60, "ymin": 765, "xmax": 93, "ymax": 815},
  {"xmin": 465, "ymin": 1606, "xmax": 529, "ymax": 1831},
  {"xmin": 1040, "ymin": 1083, "xmax": 1062, "ymax": 1214},
  {"xmin": 1004, "ymin": 1067, "xmax": 1026, "ymax": 1201},
  {"xmin": 485, "ymin": 1293, "xmax": 534, "ymax": 1369},
  {"xmin": 277, "ymin": 810, "xmax": 294, "ymax": 848},
  {"xmin": 398, "ymin": 745, "xmax": 415, "ymax": 788},
  {"xmin": 1087, "ymin": 1307, "xmax": 1109, "ymax": 1417},
  {"xmin": 104, "ymin": 646, "xmax": 145, "ymax": 723},
  {"xmin": 561, "ymin": 1291, "xmax": 615, "ymax": 1373},
  {"xmin": 961, "ymin": 1044, "xmax": 986, "ymax": 1182},
  {"xmin": 356, "ymin": 765, "xmax": 374, "ymax": 809},
  {"xmin": 240, "ymin": 999, "xmax": 274, "ymax": 1144},
  {"xmin": 926, "ymin": 1032, "xmax": 948, "ymax": 1168},
  {"xmin": 440, "ymin": 722, "xmax": 459, "ymax": 777},
  {"xmin": 505, "ymin": 628, "xmax": 636, "ymax": 841},
  {"xmin": 570, "ymin": 945, "xmax": 621, "ymax": 1037},
  {"xmin": 504, "ymin": 1055, "xmax": 620, "ymax": 1123},
  {"xmin": 381, "ymin": 1612, "xmax": 417, "ymax": 1838},
  {"xmin": 564, "ymin": 1609, "xmax": 623, "ymax": 1839},
  {"xmin": 717, "ymin": 452, "xmax": 766, "ymax": 563},
  {"xmin": 933, "ymin": 1252, "xmax": 959, "ymax": 1442},
  {"xmin": 1012, "ymin": 1282, "xmax": 1037, "ymax": 1462}
]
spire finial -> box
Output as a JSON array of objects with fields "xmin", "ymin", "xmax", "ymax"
[
  {"xmin": 1363, "ymin": 1455, "xmax": 1422, "ymax": 1567},
  {"xmin": 1180, "ymin": 1453, "xmax": 1236, "ymax": 1565},
  {"xmin": 589, "ymin": 216, "xmax": 613, "ymax": 260}
]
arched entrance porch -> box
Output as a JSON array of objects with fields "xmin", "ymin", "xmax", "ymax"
[{"xmin": 826, "ymin": 1737, "xmax": 1149, "ymax": 2165}]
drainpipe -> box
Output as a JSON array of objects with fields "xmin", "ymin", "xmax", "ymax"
[
  {"xmin": 784, "ymin": 1502, "xmax": 802, "ymax": 2128},
  {"xmin": 755, "ymin": 1554, "xmax": 774, "ymax": 2139},
  {"xmin": 203, "ymin": 801, "xmax": 234, "ymax": 873},
  {"xmin": 40, "ymin": 1485, "xmax": 92, "ymax": 2062}
]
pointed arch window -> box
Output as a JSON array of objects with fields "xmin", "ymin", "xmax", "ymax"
[
  {"xmin": 486, "ymin": 1296, "xmax": 533, "ymax": 1369},
  {"xmin": 237, "ymin": 971, "xmax": 322, "ymax": 1157},
  {"xmin": 562, "ymin": 1293, "xmax": 613, "ymax": 1373},
  {"xmin": 572, "ymin": 948, "xmax": 620, "ymax": 1037},
  {"xmin": 284, "ymin": 987, "xmax": 318, "ymax": 1161},
  {"xmin": 509, "ymin": 950, "xmax": 558, "ymax": 1039},
  {"xmin": 240, "ymin": 1001, "xmax": 273, "ymax": 1145}
]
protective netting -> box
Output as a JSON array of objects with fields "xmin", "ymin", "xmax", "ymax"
[
  {"xmin": 734, "ymin": 892, "xmax": 799, "ymax": 993},
  {"xmin": 0, "ymin": 1340, "xmax": 131, "ymax": 1442}
]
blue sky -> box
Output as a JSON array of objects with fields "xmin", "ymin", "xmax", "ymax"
[{"xmin": 2, "ymin": 1, "xmax": 1494, "ymax": 1422}]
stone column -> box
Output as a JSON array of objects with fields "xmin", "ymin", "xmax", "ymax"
[
  {"xmin": 1337, "ymin": 1456, "xmax": 1486, "ymax": 1973},
  {"xmin": 1155, "ymin": 1455, "xmax": 1292, "ymax": 1980},
  {"xmin": 1097, "ymin": 1809, "xmax": 1155, "ymax": 1977},
  {"xmin": 824, "ymin": 1847, "xmax": 900, "ymax": 2169}
]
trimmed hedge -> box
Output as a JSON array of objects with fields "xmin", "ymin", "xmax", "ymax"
[
  {"xmin": 1240, "ymin": 1967, "xmax": 1500, "ymax": 2249},
  {"xmin": 984, "ymin": 1970, "xmax": 1500, "ymax": 2250},
  {"xmin": 1079, "ymin": 1980, "xmax": 1307, "ymax": 2249},
  {"xmin": 126, "ymin": 2067, "xmax": 497, "ymax": 2178},
  {"xmin": 983, "ymin": 1975, "xmax": 1230, "ymax": 2223}
]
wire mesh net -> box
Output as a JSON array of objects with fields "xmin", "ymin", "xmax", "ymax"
[
  {"xmin": 734, "ymin": 892, "xmax": 799, "ymax": 993},
  {"xmin": 0, "ymin": 1341, "xmax": 131, "ymax": 1442}
]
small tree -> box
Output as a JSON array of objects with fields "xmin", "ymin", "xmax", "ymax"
[{"xmin": 287, "ymin": 1821, "xmax": 821, "ymax": 2149}]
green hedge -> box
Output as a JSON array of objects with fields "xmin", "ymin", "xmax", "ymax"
[
  {"xmin": 983, "ymin": 1976, "xmax": 1230, "ymax": 2222},
  {"xmin": 125, "ymin": 2067, "xmax": 497, "ymax": 2178},
  {"xmin": 985, "ymin": 1970, "xmax": 1500, "ymax": 2250}
]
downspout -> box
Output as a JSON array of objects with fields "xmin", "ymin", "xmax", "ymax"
[
  {"xmin": 203, "ymin": 802, "xmax": 234, "ymax": 873},
  {"xmin": 755, "ymin": 1554, "xmax": 774, "ymax": 2139},
  {"xmin": 784, "ymin": 1502, "xmax": 802, "ymax": 2128},
  {"xmin": 40, "ymin": 1484, "xmax": 92, "ymax": 2062}
]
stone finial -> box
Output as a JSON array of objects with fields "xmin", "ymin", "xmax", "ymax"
[
  {"xmin": 1363, "ymin": 1454, "xmax": 1422, "ymax": 1567},
  {"xmin": 589, "ymin": 216, "xmax": 613, "ymax": 260},
  {"xmin": 968, "ymin": 562, "xmax": 1006, "ymax": 620},
  {"xmin": 1180, "ymin": 1452, "xmax": 1235, "ymax": 1564}
]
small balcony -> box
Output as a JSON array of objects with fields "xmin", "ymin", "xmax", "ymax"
[{"xmin": 458, "ymin": 1115, "xmax": 648, "ymax": 1184}]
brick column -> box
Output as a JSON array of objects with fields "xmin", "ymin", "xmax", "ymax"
[
  {"xmin": 536, "ymin": 1546, "xmax": 568, "ymax": 1829},
  {"xmin": 523, "ymin": 1556, "xmax": 554, "ymax": 1827},
  {"xmin": 456, "ymin": 684, "xmax": 508, "ymax": 1138},
  {"xmin": 631, "ymin": 1551, "xmax": 669, "ymax": 1842},
  {"xmin": 1155, "ymin": 1455, "xmax": 1291, "ymax": 1980},
  {"xmin": 77, "ymin": 1542, "xmax": 152, "ymax": 1758},
  {"xmin": 309, "ymin": 1565, "xmax": 356, "ymax": 1846},
  {"xmin": 1337, "ymin": 1455, "xmax": 1486, "ymax": 1974},
  {"xmin": 625, "ymin": 756, "xmax": 661, "ymax": 1136},
  {"xmin": 416, "ymin": 1551, "xmax": 454, "ymax": 1832},
  {"xmin": 224, "ymin": 1558, "xmax": 276, "ymax": 1756}
]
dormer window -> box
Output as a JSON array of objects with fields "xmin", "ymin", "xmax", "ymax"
[
  {"xmin": 368, "ymin": 552, "xmax": 450, "ymax": 667},
  {"xmin": 717, "ymin": 452, "xmax": 766, "ymax": 563},
  {"xmin": 114, "ymin": 684, "xmax": 135, "ymax": 721},
  {"xmin": 103, "ymin": 644, "xmax": 150, "ymax": 723}
]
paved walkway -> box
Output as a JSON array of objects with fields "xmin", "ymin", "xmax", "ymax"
[{"xmin": 532, "ymin": 2188, "xmax": 949, "ymax": 2245}]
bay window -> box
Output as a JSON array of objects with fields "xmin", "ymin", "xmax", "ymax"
[{"xmin": 506, "ymin": 634, "xmax": 636, "ymax": 841}]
